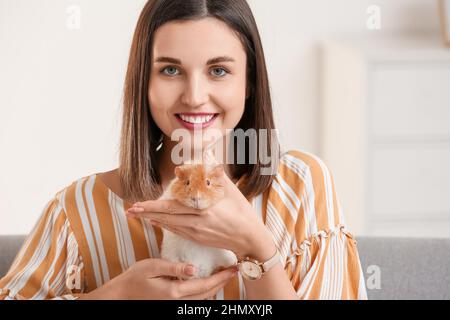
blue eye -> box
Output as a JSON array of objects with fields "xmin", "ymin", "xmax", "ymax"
[
  {"xmin": 159, "ymin": 66, "xmax": 229, "ymax": 77},
  {"xmin": 161, "ymin": 66, "xmax": 180, "ymax": 76},
  {"xmin": 210, "ymin": 67, "xmax": 228, "ymax": 77}
]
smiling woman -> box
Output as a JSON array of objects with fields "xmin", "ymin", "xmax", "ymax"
[
  {"xmin": 0, "ymin": 0, "xmax": 367, "ymax": 300},
  {"xmin": 119, "ymin": 1, "xmax": 277, "ymax": 203}
]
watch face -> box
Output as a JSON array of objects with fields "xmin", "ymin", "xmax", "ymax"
[{"xmin": 239, "ymin": 261, "xmax": 262, "ymax": 280}]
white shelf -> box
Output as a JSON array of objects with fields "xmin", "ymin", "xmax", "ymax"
[{"xmin": 320, "ymin": 35, "xmax": 450, "ymax": 238}]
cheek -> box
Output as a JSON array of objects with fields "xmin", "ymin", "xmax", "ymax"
[
  {"xmin": 148, "ymin": 78, "xmax": 180, "ymax": 134},
  {"xmin": 149, "ymin": 78, "xmax": 179, "ymax": 111},
  {"xmin": 214, "ymin": 76, "xmax": 246, "ymax": 127}
]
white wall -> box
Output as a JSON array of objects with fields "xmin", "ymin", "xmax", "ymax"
[
  {"xmin": 249, "ymin": 0, "xmax": 439, "ymax": 153},
  {"xmin": 0, "ymin": 0, "xmax": 440, "ymax": 235}
]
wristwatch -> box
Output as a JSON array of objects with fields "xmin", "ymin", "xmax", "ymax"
[{"xmin": 237, "ymin": 249, "xmax": 281, "ymax": 281}]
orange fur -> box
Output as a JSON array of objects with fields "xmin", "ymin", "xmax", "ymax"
[{"xmin": 170, "ymin": 164, "xmax": 226, "ymax": 210}]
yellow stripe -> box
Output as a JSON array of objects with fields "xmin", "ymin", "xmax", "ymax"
[
  {"xmin": 91, "ymin": 179, "xmax": 124, "ymax": 279},
  {"xmin": 63, "ymin": 181, "xmax": 97, "ymax": 291},
  {"xmin": 19, "ymin": 212, "xmax": 67, "ymax": 298}
]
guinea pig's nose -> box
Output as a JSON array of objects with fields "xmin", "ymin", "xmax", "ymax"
[{"xmin": 191, "ymin": 197, "xmax": 200, "ymax": 207}]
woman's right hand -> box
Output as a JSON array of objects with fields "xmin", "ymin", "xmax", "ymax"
[{"xmin": 79, "ymin": 258, "xmax": 238, "ymax": 300}]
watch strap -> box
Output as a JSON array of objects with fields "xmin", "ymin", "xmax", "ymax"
[{"xmin": 261, "ymin": 249, "xmax": 281, "ymax": 273}]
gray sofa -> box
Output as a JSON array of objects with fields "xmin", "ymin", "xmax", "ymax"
[{"xmin": 1, "ymin": 235, "xmax": 449, "ymax": 299}]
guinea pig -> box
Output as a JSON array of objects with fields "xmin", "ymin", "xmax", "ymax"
[{"xmin": 159, "ymin": 163, "xmax": 238, "ymax": 279}]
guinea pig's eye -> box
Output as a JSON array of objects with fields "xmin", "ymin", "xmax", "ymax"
[
  {"xmin": 186, "ymin": 180, "xmax": 190, "ymax": 186},
  {"xmin": 206, "ymin": 179, "xmax": 211, "ymax": 186}
]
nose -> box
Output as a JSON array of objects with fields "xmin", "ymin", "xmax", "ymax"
[
  {"xmin": 191, "ymin": 197, "xmax": 200, "ymax": 208},
  {"xmin": 181, "ymin": 73, "xmax": 209, "ymax": 107}
]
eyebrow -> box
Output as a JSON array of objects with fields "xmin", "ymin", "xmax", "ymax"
[{"xmin": 154, "ymin": 56, "xmax": 235, "ymax": 65}]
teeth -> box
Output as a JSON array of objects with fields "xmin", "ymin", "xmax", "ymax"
[{"xmin": 179, "ymin": 114, "xmax": 214, "ymax": 124}]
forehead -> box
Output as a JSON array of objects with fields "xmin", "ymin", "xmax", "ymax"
[{"xmin": 152, "ymin": 17, "xmax": 246, "ymax": 63}]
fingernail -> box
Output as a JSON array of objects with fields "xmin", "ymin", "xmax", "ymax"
[
  {"xmin": 185, "ymin": 264, "xmax": 195, "ymax": 276},
  {"xmin": 130, "ymin": 207, "xmax": 144, "ymax": 213}
]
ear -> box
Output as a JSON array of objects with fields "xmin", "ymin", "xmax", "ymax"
[
  {"xmin": 209, "ymin": 164, "xmax": 224, "ymax": 178},
  {"xmin": 174, "ymin": 166, "xmax": 187, "ymax": 179}
]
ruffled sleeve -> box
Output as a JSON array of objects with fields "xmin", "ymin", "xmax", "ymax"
[
  {"xmin": 0, "ymin": 196, "xmax": 86, "ymax": 300},
  {"xmin": 278, "ymin": 150, "xmax": 367, "ymax": 300}
]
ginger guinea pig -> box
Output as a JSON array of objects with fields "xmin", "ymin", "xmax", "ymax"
[
  {"xmin": 170, "ymin": 163, "xmax": 225, "ymax": 209},
  {"xmin": 159, "ymin": 163, "xmax": 238, "ymax": 279}
]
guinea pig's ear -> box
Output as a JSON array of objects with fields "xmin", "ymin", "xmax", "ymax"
[
  {"xmin": 174, "ymin": 166, "xmax": 187, "ymax": 179},
  {"xmin": 209, "ymin": 164, "xmax": 224, "ymax": 178}
]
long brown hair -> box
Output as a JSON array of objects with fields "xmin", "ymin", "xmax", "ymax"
[{"xmin": 118, "ymin": 0, "xmax": 281, "ymax": 203}]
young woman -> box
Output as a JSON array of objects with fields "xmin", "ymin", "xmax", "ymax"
[{"xmin": 0, "ymin": 0, "xmax": 367, "ymax": 300}]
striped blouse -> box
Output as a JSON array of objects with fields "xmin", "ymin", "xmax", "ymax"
[{"xmin": 0, "ymin": 149, "xmax": 368, "ymax": 300}]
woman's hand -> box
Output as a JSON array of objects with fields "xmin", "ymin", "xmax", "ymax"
[
  {"xmin": 79, "ymin": 258, "xmax": 237, "ymax": 300},
  {"xmin": 126, "ymin": 152, "xmax": 276, "ymax": 261}
]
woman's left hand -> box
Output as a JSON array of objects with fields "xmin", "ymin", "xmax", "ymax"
[{"xmin": 126, "ymin": 163, "xmax": 276, "ymax": 261}]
